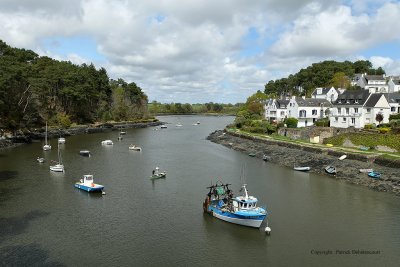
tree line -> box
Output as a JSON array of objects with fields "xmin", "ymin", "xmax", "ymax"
[
  {"xmin": 264, "ymin": 60, "xmax": 385, "ymax": 98},
  {"xmin": 0, "ymin": 40, "xmax": 149, "ymax": 130},
  {"xmin": 148, "ymin": 101, "xmax": 241, "ymax": 115}
]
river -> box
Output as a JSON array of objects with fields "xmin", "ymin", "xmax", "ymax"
[{"xmin": 0, "ymin": 115, "xmax": 399, "ymax": 266}]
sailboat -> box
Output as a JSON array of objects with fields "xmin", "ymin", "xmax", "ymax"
[
  {"xmin": 43, "ymin": 121, "xmax": 51, "ymax": 151},
  {"xmin": 50, "ymin": 143, "xmax": 64, "ymax": 172}
]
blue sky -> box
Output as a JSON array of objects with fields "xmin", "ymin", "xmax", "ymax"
[{"xmin": 1, "ymin": 0, "xmax": 400, "ymax": 103}]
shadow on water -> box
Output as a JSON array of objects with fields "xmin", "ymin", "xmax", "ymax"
[
  {"xmin": 0, "ymin": 187, "xmax": 21, "ymax": 205},
  {"xmin": 0, "ymin": 170, "xmax": 18, "ymax": 181},
  {"xmin": 0, "ymin": 210, "xmax": 49, "ymax": 243},
  {"xmin": 0, "ymin": 243, "xmax": 65, "ymax": 267}
]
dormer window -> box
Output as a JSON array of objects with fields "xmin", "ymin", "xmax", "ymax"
[
  {"xmin": 346, "ymin": 100, "xmax": 350, "ymax": 104},
  {"xmin": 338, "ymin": 100, "xmax": 342, "ymax": 104},
  {"xmin": 355, "ymin": 99, "xmax": 359, "ymax": 104}
]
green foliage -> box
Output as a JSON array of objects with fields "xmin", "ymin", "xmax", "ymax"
[
  {"xmin": 57, "ymin": 113, "xmax": 72, "ymax": 128},
  {"xmin": 284, "ymin": 117, "xmax": 298, "ymax": 128},
  {"xmin": 264, "ymin": 60, "xmax": 384, "ymax": 97},
  {"xmin": 147, "ymin": 101, "xmax": 239, "ymax": 115},
  {"xmin": 364, "ymin": 124, "xmax": 376, "ymax": 129},
  {"xmin": 378, "ymin": 128, "xmax": 390, "ymax": 134},
  {"xmin": 314, "ymin": 118, "xmax": 330, "ymax": 127},
  {"xmin": 389, "ymin": 114, "xmax": 400, "ymax": 120},
  {"xmin": 324, "ymin": 133, "xmax": 400, "ymax": 151}
]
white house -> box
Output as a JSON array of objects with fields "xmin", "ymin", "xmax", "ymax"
[
  {"xmin": 264, "ymin": 99, "xmax": 289, "ymax": 123},
  {"xmin": 329, "ymin": 90, "xmax": 391, "ymax": 128},
  {"xmin": 311, "ymin": 87, "xmax": 341, "ymax": 102},
  {"xmin": 388, "ymin": 78, "xmax": 400, "ymax": 93},
  {"xmin": 385, "ymin": 92, "xmax": 400, "ymax": 115},
  {"xmin": 287, "ymin": 96, "xmax": 332, "ymax": 127},
  {"xmin": 360, "ymin": 74, "xmax": 389, "ymax": 93}
]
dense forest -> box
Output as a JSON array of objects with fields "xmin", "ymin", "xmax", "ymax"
[
  {"xmin": 264, "ymin": 60, "xmax": 385, "ymax": 98},
  {"xmin": 0, "ymin": 40, "xmax": 149, "ymax": 130}
]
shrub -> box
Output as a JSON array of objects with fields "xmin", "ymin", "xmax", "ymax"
[
  {"xmin": 389, "ymin": 114, "xmax": 400, "ymax": 120},
  {"xmin": 378, "ymin": 127, "xmax": 390, "ymax": 134},
  {"xmin": 284, "ymin": 117, "xmax": 298, "ymax": 128},
  {"xmin": 364, "ymin": 124, "xmax": 376, "ymax": 129},
  {"xmin": 315, "ymin": 118, "xmax": 330, "ymax": 127}
]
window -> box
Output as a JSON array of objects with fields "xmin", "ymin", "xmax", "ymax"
[
  {"xmin": 366, "ymin": 108, "xmax": 371, "ymax": 113},
  {"xmin": 343, "ymin": 118, "xmax": 347, "ymax": 122},
  {"xmin": 391, "ymin": 107, "xmax": 396, "ymax": 112},
  {"xmin": 312, "ymin": 109, "xmax": 317, "ymax": 115},
  {"xmin": 338, "ymin": 108, "xmax": 341, "ymax": 114},
  {"xmin": 351, "ymin": 118, "xmax": 355, "ymax": 124},
  {"xmin": 354, "ymin": 108, "xmax": 358, "ymax": 113},
  {"xmin": 346, "ymin": 108, "xmax": 349, "ymax": 114},
  {"xmin": 335, "ymin": 117, "xmax": 338, "ymax": 122},
  {"xmin": 299, "ymin": 110, "xmax": 306, "ymax": 117},
  {"xmin": 280, "ymin": 111, "xmax": 285, "ymax": 116}
]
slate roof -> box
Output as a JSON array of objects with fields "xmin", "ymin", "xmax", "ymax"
[
  {"xmin": 391, "ymin": 79, "xmax": 400, "ymax": 85},
  {"xmin": 384, "ymin": 93, "xmax": 400, "ymax": 103},
  {"xmin": 295, "ymin": 98, "xmax": 332, "ymax": 107},
  {"xmin": 365, "ymin": 75, "xmax": 385, "ymax": 81},
  {"xmin": 275, "ymin": 99, "xmax": 289, "ymax": 108},
  {"xmin": 364, "ymin": 94, "xmax": 385, "ymax": 108},
  {"xmin": 334, "ymin": 90, "xmax": 370, "ymax": 105}
]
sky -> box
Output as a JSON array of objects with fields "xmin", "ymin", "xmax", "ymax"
[{"xmin": 1, "ymin": 0, "xmax": 400, "ymax": 104}]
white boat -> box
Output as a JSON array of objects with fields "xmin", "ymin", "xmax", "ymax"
[
  {"xmin": 58, "ymin": 137, "xmax": 66, "ymax": 144},
  {"xmin": 37, "ymin": 157, "xmax": 45, "ymax": 163},
  {"xmin": 129, "ymin": 144, "xmax": 142, "ymax": 151},
  {"xmin": 151, "ymin": 167, "xmax": 166, "ymax": 179},
  {"xmin": 160, "ymin": 125, "xmax": 167, "ymax": 129},
  {"xmin": 75, "ymin": 175, "xmax": 104, "ymax": 193},
  {"xmin": 203, "ymin": 182, "xmax": 269, "ymax": 228},
  {"xmin": 43, "ymin": 122, "xmax": 51, "ymax": 151},
  {"xmin": 176, "ymin": 123, "xmax": 183, "ymax": 127},
  {"xmin": 359, "ymin": 168, "xmax": 374, "ymax": 173},
  {"xmin": 120, "ymin": 131, "xmax": 127, "ymax": 135},
  {"xmin": 196, "ymin": 121, "xmax": 200, "ymax": 125},
  {"xmin": 101, "ymin": 140, "xmax": 113, "ymax": 145},
  {"xmin": 50, "ymin": 143, "xmax": 64, "ymax": 172},
  {"xmin": 294, "ymin": 166, "xmax": 311, "ymax": 172},
  {"xmin": 339, "ymin": 155, "xmax": 347, "ymax": 161}
]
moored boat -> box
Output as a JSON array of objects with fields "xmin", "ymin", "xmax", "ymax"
[
  {"xmin": 79, "ymin": 150, "xmax": 91, "ymax": 157},
  {"xmin": 129, "ymin": 144, "xmax": 142, "ymax": 151},
  {"xmin": 294, "ymin": 166, "xmax": 311, "ymax": 172},
  {"xmin": 359, "ymin": 168, "xmax": 373, "ymax": 173},
  {"xmin": 160, "ymin": 125, "xmax": 167, "ymax": 129},
  {"xmin": 262, "ymin": 154, "xmax": 271, "ymax": 161},
  {"xmin": 368, "ymin": 171, "xmax": 381, "ymax": 179},
  {"xmin": 101, "ymin": 140, "xmax": 113, "ymax": 145},
  {"xmin": 151, "ymin": 167, "xmax": 166, "ymax": 179},
  {"xmin": 37, "ymin": 157, "xmax": 45, "ymax": 163},
  {"xmin": 203, "ymin": 181, "xmax": 269, "ymax": 228},
  {"xmin": 248, "ymin": 153, "xmax": 256, "ymax": 157},
  {"xmin": 50, "ymin": 143, "xmax": 64, "ymax": 172},
  {"xmin": 74, "ymin": 175, "xmax": 104, "ymax": 192},
  {"xmin": 58, "ymin": 137, "xmax": 66, "ymax": 144},
  {"xmin": 324, "ymin": 165, "xmax": 336, "ymax": 175}
]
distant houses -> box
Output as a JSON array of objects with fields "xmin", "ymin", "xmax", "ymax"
[{"xmin": 264, "ymin": 73, "xmax": 400, "ymax": 129}]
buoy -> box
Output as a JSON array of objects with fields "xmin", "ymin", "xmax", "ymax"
[{"xmin": 265, "ymin": 227, "xmax": 271, "ymax": 235}]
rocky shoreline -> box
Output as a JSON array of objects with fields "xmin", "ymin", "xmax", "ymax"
[
  {"xmin": 0, "ymin": 121, "xmax": 163, "ymax": 150},
  {"xmin": 207, "ymin": 130, "xmax": 400, "ymax": 196}
]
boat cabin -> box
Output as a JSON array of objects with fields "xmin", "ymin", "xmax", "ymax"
[
  {"xmin": 233, "ymin": 197, "xmax": 258, "ymax": 210},
  {"xmin": 81, "ymin": 175, "xmax": 94, "ymax": 186}
]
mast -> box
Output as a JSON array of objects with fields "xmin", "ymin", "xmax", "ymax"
[{"xmin": 45, "ymin": 121, "xmax": 48, "ymax": 145}]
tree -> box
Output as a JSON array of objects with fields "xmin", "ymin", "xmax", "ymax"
[
  {"xmin": 330, "ymin": 72, "xmax": 350, "ymax": 89},
  {"xmin": 375, "ymin": 113, "xmax": 384, "ymax": 126}
]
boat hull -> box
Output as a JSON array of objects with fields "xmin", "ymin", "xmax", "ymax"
[
  {"xmin": 208, "ymin": 206, "xmax": 266, "ymax": 228},
  {"xmin": 50, "ymin": 165, "xmax": 64, "ymax": 172},
  {"xmin": 74, "ymin": 183, "xmax": 104, "ymax": 192},
  {"xmin": 294, "ymin": 166, "xmax": 310, "ymax": 171},
  {"xmin": 150, "ymin": 173, "xmax": 166, "ymax": 179}
]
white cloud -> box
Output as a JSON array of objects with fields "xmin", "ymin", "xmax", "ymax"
[{"xmin": 0, "ymin": 0, "xmax": 399, "ymax": 103}]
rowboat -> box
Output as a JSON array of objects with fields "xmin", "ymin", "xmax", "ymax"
[{"xmin": 294, "ymin": 166, "xmax": 311, "ymax": 172}]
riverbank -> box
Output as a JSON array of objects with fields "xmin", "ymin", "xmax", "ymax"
[
  {"xmin": 0, "ymin": 121, "xmax": 163, "ymax": 150},
  {"xmin": 207, "ymin": 130, "xmax": 400, "ymax": 195}
]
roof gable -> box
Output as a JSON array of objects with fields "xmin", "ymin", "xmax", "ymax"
[{"xmin": 334, "ymin": 89, "xmax": 369, "ymax": 105}]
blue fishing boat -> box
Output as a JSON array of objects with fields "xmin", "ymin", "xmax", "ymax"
[
  {"xmin": 74, "ymin": 175, "xmax": 104, "ymax": 192},
  {"xmin": 368, "ymin": 171, "xmax": 381, "ymax": 179},
  {"xmin": 203, "ymin": 181, "xmax": 269, "ymax": 228}
]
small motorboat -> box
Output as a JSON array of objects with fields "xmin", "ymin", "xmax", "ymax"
[
  {"xmin": 75, "ymin": 175, "xmax": 104, "ymax": 192},
  {"xmin": 58, "ymin": 137, "xmax": 66, "ymax": 144},
  {"xmin": 325, "ymin": 165, "xmax": 336, "ymax": 175},
  {"xmin": 151, "ymin": 167, "xmax": 166, "ymax": 179},
  {"xmin": 196, "ymin": 121, "xmax": 200, "ymax": 125},
  {"xmin": 176, "ymin": 123, "xmax": 183, "ymax": 127},
  {"xmin": 79, "ymin": 150, "xmax": 91, "ymax": 157},
  {"xmin": 37, "ymin": 157, "xmax": 45, "ymax": 163},
  {"xmin": 359, "ymin": 146, "xmax": 370, "ymax": 151},
  {"xmin": 368, "ymin": 171, "xmax": 381, "ymax": 179},
  {"xmin": 129, "ymin": 144, "xmax": 142, "ymax": 151},
  {"xmin": 359, "ymin": 168, "xmax": 373, "ymax": 173},
  {"xmin": 262, "ymin": 154, "xmax": 271, "ymax": 161},
  {"xmin": 101, "ymin": 140, "xmax": 113, "ymax": 145},
  {"xmin": 338, "ymin": 155, "xmax": 347, "ymax": 161},
  {"xmin": 120, "ymin": 131, "xmax": 126, "ymax": 135},
  {"xmin": 248, "ymin": 153, "xmax": 256, "ymax": 157},
  {"xmin": 160, "ymin": 125, "xmax": 167, "ymax": 129},
  {"xmin": 294, "ymin": 166, "xmax": 311, "ymax": 172}
]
